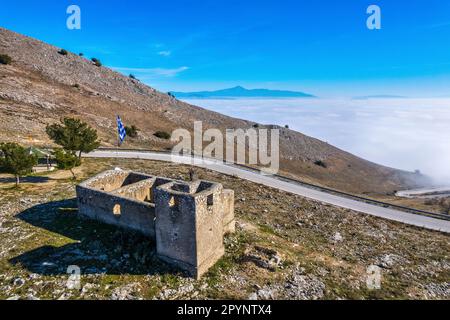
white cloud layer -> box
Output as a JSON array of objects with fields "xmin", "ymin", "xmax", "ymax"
[{"xmin": 182, "ymin": 98, "xmax": 450, "ymax": 185}]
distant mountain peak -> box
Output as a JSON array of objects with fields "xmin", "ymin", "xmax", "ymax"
[{"xmin": 171, "ymin": 86, "xmax": 316, "ymax": 99}]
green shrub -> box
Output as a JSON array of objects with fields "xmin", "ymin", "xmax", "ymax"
[
  {"xmin": 54, "ymin": 148, "xmax": 81, "ymax": 179},
  {"xmin": 154, "ymin": 131, "xmax": 171, "ymax": 140},
  {"xmin": 125, "ymin": 125, "xmax": 139, "ymax": 138},
  {"xmin": 91, "ymin": 58, "xmax": 102, "ymax": 67},
  {"xmin": 58, "ymin": 49, "xmax": 68, "ymax": 56},
  {"xmin": 0, "ymin": 54, "xmax": 12, "ymax": 65},
  {"xmin": 314, "ymin": 160, "xmax": 328, "ymax": 168},
  {"xmin": 129, "ymin": 74, "xmax": 136, "ymax": 80}
]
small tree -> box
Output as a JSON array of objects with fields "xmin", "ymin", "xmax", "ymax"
[
  {"xmin": 129, "ymin": 74, "xmax": 136, "ymax": 80},
  {"xmin": 125, "ymin": 125, "xmax": 139, "ymax": 138},
  {"xmin": 58, "ymin": 49, "xmax": 68, "ymax": 56},
  {"xmin": 46, "ymin": 118, "xmax": 101, "ymax": 159},
  {"xmin": 0, "ymin": 143, "xmax": 38, "ymax": 186},
  {"xmin": 54, "ymin": 149, "xmax": 81, "ymax": 179},
  {"xmin": 0, "ymin": 54, "xmax": 12, "ymax": 65}
]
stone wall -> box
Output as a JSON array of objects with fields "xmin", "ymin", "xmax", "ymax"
[
  {"xmin": 76, "ymin": 184, "xmax": 156, "ymax": 238},
  {"xmin": 222, "ymin": 189, "xmax": 236, "ymax": 234},
  {"xmin": 76, "ymin": 170, "xmax": 235, "ymax": 279},
  {"xmin": 154, "ymin": 180, "xmax": 225, "ymax": 278}
]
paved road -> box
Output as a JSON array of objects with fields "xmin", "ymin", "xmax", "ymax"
[
  {"xmin": 86, "ymin": 150, "xmax": 450, "ymax": 234},
  {"xmin": 396, "ymin": 187, "xmax": 450, "ymax": 199}
]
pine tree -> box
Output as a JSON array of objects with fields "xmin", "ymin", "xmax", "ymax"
[
  {"xmin": 0, "ymin": 143, "xmax": 38, "ymax": 186},
  {"xmin": 46, "ymin": 118, "xmax": 101, "ymax": 159}
]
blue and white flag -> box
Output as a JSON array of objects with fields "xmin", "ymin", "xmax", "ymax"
[{"xmin": 117, "ymin": 115, "xmax": 126, "ymax": 145}]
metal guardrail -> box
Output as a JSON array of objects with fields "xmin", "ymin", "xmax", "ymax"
[{"xmin": 95, "ymin": 147, "xmax": 450, "ymax": 221}]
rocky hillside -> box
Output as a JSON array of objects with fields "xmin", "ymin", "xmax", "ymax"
[
  {"xmin": 0, "ymin": 27, "xmax": 429, "ymax": 194},
  {"xmin": 0, "ymin": 158, "xmax": 448, "ymax": 300}
]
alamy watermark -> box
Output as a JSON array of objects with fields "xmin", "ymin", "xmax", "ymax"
[
  {"xmin": 66, "ymin": 5, "xmax": 381, "ymax": 31},
  {"xmin": 67, "ymin": 5, "xmax": 81, "ymax": 30},
  {"xmin": 367, "ymin": 5, "xmax": 382, "ymax": 30},
  {"xmin": 66, "ymin": 265, "xmax": 81, "ymax": 290},
  {"xmin": 171, "ymin": 122, "xmax": 280, "ymax": 175},
  {"xmin": 366, "ymin": 265, "xmax": 382, "ymax": 290}
]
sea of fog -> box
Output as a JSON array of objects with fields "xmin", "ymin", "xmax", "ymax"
[{"xmin": 182, "ymin": 98, "xmax": 450, "ymax": 184}]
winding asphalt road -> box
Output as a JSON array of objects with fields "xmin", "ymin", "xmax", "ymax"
[{"xmin": 85, "ymin": 150, "xmax": 450, "ymax": 234}]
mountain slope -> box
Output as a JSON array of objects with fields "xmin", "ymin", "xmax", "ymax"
[
  {"xmin": 0, "ymin": 27, "xmax": 429, "ymax": 194},
  {"xmin": 171, "ymin": 86, "xmax": 316, "ymax": 98}
]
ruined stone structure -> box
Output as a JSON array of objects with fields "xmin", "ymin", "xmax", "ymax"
[{"xmin": 76, "ymin": 170, "xmax": 235, "ymax": 279}]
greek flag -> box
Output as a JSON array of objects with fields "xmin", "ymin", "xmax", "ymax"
[{"xmin": 117, "ymin": 115, "xmax": 126, "ymax": 145}]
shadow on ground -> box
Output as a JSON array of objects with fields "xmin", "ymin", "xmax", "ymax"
[
  {"xmin": 0, "ymin": 176, "xmax": 52, "ymax": 184},
  {"xmin": 9, "ymin": 199, "xmax": 185, "ymax": 277}
]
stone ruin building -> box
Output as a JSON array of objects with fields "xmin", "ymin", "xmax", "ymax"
[{"xmin": 76, "ymin": 170, "xmax": 235, "ymax": 279}]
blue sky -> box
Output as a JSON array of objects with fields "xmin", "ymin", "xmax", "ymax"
[{"xmin": 1, "ymin": 0, "xmax": 450, "ymax": 97}]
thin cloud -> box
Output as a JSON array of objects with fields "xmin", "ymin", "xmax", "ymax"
[
  {"xmin": 158, "ymin": 50, "xmax": 172, "ymax": 57},
  {"xmin": 425, "ymin": 21, "xmax": 450, "ymax": 30},
  {"xmin": 112, "ymin": 66, "xmax": 189, "ymax": 78},
  {"xmin": 150, "ymin": 66, "xmax": 188, "ymax": 76}
]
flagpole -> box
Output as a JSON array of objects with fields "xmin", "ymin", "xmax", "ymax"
[{"xmin": 116, "ymin": 116, "xmax": 120, "ymax": 157}]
